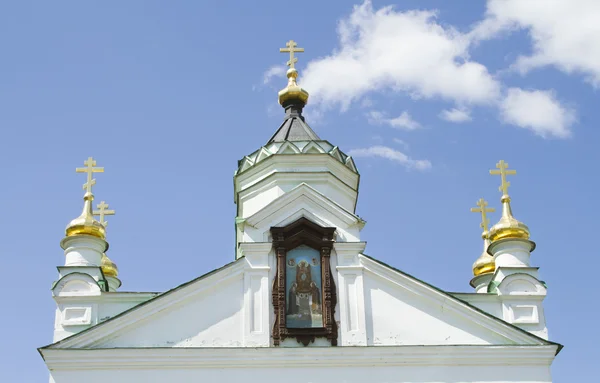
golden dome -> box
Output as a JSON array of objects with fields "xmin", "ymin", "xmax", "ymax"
[
  {"xmin": 101, "ymin": 253, "xmax": 119, "ymax": 278},
  {"xmin": 65, "ymin": 193, "xmax": 106, "ymax": 240},
  {"xmin": 278, "ymin": 68, "xmax": 309, "ymax": 106},
  {"xmin": 472, "ymin": 234, "xmax": 495, "ymax": 276},
  {"xmin": 488, "ymin": 196, "xmax": 530, "ymax": 242}
]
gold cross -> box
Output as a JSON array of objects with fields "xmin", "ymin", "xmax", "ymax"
[
  {"xmin": 93, "ymin": 201, "xmax": 115, "ymax": 227},
  {"xmin": 470, "ymin": 198, "xmax": 495, "ymax": 233},
  {"xmin": 76, "ymin": 157, "xmax": 104, "ymax": 195},
  {"xmin": 280, "ymin": 39, "xmax": 304, "ymax": 69},
  {"xmin": 489, "ymin": 160, "xmax": 516, "ymax": 197}
]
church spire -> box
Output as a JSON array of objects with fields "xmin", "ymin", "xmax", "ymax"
[
  {"xmin": 278, "ymin": 39, "xmax": 309, "ymax": 107},
  {"xmin": 470, "ymin": 198, "xmax": 495, "ymax": 277},
  {"xmin": 469, "ymin": 198, "xmax": 496, "ymax": 293},
  {"xmin": 268, "ymin": 39, "xmax": 320, "ymax": 144},
  {"xmin": 65, "ymin": 157, "xmax": 107, "ymax": 240},
  {"xmin": 61, "ymin": 157, "xmax": 108, "ymax": 269},
  {"xmin": 94, "ymin": 201, "xmax": 121, "ymax": 291},
  {"xmin": 487, "ymin": 160, "xmax": 531, "ymax": 242}
]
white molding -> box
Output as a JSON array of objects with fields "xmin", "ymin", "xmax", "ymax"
[
  {"xmin": 41, "ymin": 345, "xmax": 558, "ymax": 370},
  {"xmin": 51, "ymin": 261, "xmax": 246, "ymax": 349},
  {"xmin": 245, "ymin": 183, "xmax": 360, "ymax": 228},
  {"xmin": 359, "ymin": 255, "xmax": 547, "ymax": 346},
  {"xmin": 235, "ymin": 154, "xmax": 359, "ymax": 193}
]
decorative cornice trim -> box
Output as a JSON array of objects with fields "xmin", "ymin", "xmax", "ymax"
[{"xmin": 40, "ymin": 345, "xmax": 558, "ymax": 370}]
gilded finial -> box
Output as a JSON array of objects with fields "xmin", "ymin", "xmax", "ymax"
[
  {"xmin": 280, "ymin": 40, "xmax": 304, "ymax": 69},
  {"xmin": 278, "ymin": 39, "xmax": 309, "ymax": 106},
  {"xmin": 93, "ymin": 201, "xmax": 115, "ymax": 228},
  {"xmin": 65, "ymin": 157, "xmax": 107, "ymax": 240},
  {"xmin": 93, "ymin": 202, "xmax": 119, "ymax": 279},
  {"xmin": 488, "ymin": 160, "xmax": 530, "ymax": 242},
  {"xmin": 76, "ymin": 156, "xmax": 104, "ymax": 196},
  {"xmin": 489, "ymin": 160, "xmax": 516, "ymax": 202},
  {"xmin": 470, "ymin": 198, "xmax": 495, "ymax": 236},
  {"xmin": 470, "ymin": 198, "xmax": 495, "ymax": 276}
]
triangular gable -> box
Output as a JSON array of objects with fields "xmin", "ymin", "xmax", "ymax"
[
  {"xmin": 276, "ymin": 141, "xmax": 300, "ymax": 154},
  {"xmin": 245, "ymin": 182, "xmax": 361, "ymax": 230},
  {"xmin": 345, "ymin": 156, "xmax": 358, "ymax": 172},
  {"xmin": 44, "ymin": 259, "xmax": 246, "ymax": 350},
  {"xmin": 329, "ymin": 146, "xmax": 344, "ymax": 162},
  {"xmin": 254, "ymin": 147, "xmax": 273, "ymax": 163},
  {"xmin": 302, "ymin": 141, "xmax": 326, "ymax": 154},
  {"xmin": 238, "ymin": 156, "xmax": 254, "ymax": 172},
  {"xmin": 359, "ymin": 254, "xmax": 559, "ymax": 348}
]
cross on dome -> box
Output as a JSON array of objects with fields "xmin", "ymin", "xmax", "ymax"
[
  {"xmin": 93, "ymin": 201, "xmax": 115, "ymax": 227},
  {"xmin": 280, "ymin": 39, "xmax": 304, "ymax": 69},
  {"xmin": 470, "ymin": 198, "xmax": 495, "ymax": 234},
  {"xmin": 489, "ymin": 160, "xmax": 516, "ymax": 199},
  {"xmin": 76, "ymin": 156, "xmax": 104, "ymax": 196}
]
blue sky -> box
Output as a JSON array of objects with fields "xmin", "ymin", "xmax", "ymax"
[{"xmin": 0, "ymin": 0, "xmax": 597, "ymax": 380}]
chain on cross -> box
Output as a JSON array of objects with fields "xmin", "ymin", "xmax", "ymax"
[
  {"xmin": 93, "ymin": 201, "xmax": 115, "ymax": 227},
  {"xmin": 470, "ymin": 198, "xmax": 495, "ymax": 233},
  {"xmin": 76, "ymin": 156, "xmax": 104, "ymax": 195},
  {"xmin": 280, "ymin": 39, "xmax": 304, "ymax": 69},
  {"xmin": 489, "ymin": 160, "xmax": 516, "ymax": 197}
]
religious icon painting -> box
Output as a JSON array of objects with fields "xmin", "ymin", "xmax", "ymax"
[
  {"xmin": 285, "ymin": 245, "xmax": 323, "ymax": 328},
  {"xmin": 271, "ymin": 218, "xmax": 338, "ymax": 346}
]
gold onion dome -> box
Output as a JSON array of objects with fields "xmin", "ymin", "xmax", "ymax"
[
  {"xmin": 101, "ymin": 253, "xmax": 119, "ymax": 278},
  {"xmin": 65, "ymin": 193, "xmax": 106, "ymax": 240},
  {"xmin": 278, "ymin": 68, "xmax": 309, "ymax": 105},
  {"xmin": 488, "ymin": 196, "xmax": 530, "ymax": 241},
  {"xmin": 488, "ymin": 160, "xmax": 530, "ymax": 242},
  {"xmin": 470, "ymin": 198, "xmax": 496, "ymax": 277},
  {"xmin": 278, "ymin": 40, "xmax": 309, "ymax": 106},
  {"xmin": 472, "ymin": 232, "xmax": 495, "ymax": 276}
]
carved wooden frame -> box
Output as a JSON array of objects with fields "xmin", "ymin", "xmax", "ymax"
[{"xmin": 271, "ymin": 217, "xmax": 338, "ymax": 346}]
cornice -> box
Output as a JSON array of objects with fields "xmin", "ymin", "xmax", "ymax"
[{"xmin": 41, "ymin": 345, "xmax": 558, "ymax": 370}]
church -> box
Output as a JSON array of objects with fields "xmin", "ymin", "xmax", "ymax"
[{"xmin": 39, "ymin": 41, "xmax": 562, "ymax": 383}]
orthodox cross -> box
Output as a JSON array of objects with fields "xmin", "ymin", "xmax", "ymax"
[
  {"xmin": 470, "ymin": 198, "xmax": 495, "ymax": 233},
  {"xmin": 93, "ymin": 201, "xmax": 115, "ymax": 227},
  {"xmin": 280, "ymin": 40, "xmax": 304, "ymax": 69},
  {"xmin": 76, "ymin": 157, "xmax": 104, "ymax": 195},
  {"xmin": 489, "ymin": 160, "xmax": 516, "ymax": 197}
]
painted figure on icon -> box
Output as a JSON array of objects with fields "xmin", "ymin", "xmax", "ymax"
[{"xmin": 285, "ymin": 245, "xmax": 323, "ymax": 328}]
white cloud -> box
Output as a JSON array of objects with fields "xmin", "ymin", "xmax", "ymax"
[
  {"xmin": 473, "ymin": 0, "xmax": 600, "ymax": 86},
  {"xmin": 439, "ymin": 108, "xmax": 472, "ymax": 123},
  {"xmin": 263, "ymin": 65, "xmax": 286, "ymax": 85},
  {"xmin": 500, "ymin": 88, "xmax": 575, "ymax": 138},
  {"xmin": 301, "ymin": 1, "xmax": 500, "ymax": 110},
  {"xmin": 393, "ymin": 138, "xmax": 409, "ymax": 149},
  {"xmin": 368, "ymin": 110, "xmax": 421, "ymax": 130},
  {"xmin": 348, "ymin": 145, "xmax": 431, "ymax": 170}
]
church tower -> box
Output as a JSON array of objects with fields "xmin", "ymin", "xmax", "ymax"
[
  {"xmin": 233, "ymin": 40, "xmax": 367, "ymax": 346},
  {"xmin": 464, "ymin": 161, "xmax": 548, "ymax": 340}
]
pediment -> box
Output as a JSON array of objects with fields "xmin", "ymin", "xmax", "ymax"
[
  {"xmin": 244, "ymin": 183, "xmax": 363, "ymax": 242},
  {"xmin": 47, "ymin": 260, "xmax": 246, "ymax": 349},
  {"xmin": 359, "ymin": 255, "xmax": 551, "ymax": 346}
]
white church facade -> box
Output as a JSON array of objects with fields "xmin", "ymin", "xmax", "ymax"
[{"xmin": 39, "ymin": 41, "xmax": 561, "ymax": 383}]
